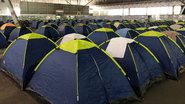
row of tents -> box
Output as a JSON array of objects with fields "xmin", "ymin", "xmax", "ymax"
[
  {"xmin": 0, "ymin": 20, "xmax": 185, "ymax": 104},
  {"xmin": 0, "ymin": 20, "xmax": 185, "ymax": 45}
]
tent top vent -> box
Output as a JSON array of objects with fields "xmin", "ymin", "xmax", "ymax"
[
  {"xmin": 59, "ymin": 40, "xmax": 97, "ymax": 54},
  {"xmin": 95, "ymin": 28, "xmax": 114, "ymax": 32},
  {"xmin": 19, "ymin": 33, "xmax": 46, "ymax": 40},
  {"xmin": 139, "ymin": 31, "xmax": 165, "ymax": 37}
]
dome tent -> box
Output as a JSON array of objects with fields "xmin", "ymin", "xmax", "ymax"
[
  {"xmin": 0, "ymin": 23, "xmax": 16, "ymax": 39},
  {"xmin": 100, "ymin": 37, "xmax": 164, "ymax": 96},
  {"xmin": 0, "ymin": 31, "xmax": 8, "ymax": 48},
  {"xmin": 35, "ymin": 25, "xmax": 60, "ymax": 41},
  {"xmin": 57, "ymin": 23, "xmax": 76, "ymax": 37},
  {"xmin": 48, "ymin": 23, "xmax": 58, "ymax": 29},
  {"xmin": 38, "ymin": 22, "xmax": 48, "ymax": 28},
  {"xmin": 55, "ymin": 33, "xmax": 92, "ymax": 45},
  {"xmin": 88, "ymin": 23, "xmax": 102, "ymax": 31},
  {"xmin": 27, "ymin": 40, "xmax": 137, "ymax": 104},
  {"xmin": 31, "ymin": 21, "xmax": 41, "ymax": 29},
  {"xmin": 88, "ymin": 28, "xmax": 120, "ymax": 45},
  {"xmin": 8, "ymin": 27, "xmax": 32, "ymax": 42},
  {"xmin": 116, "ymin": 28, "xmax": 140, "ymax": 39},
  {"xmin": 103, "ymin": 23, "xmax": 117, "ymax": 31},
  {"xmin": 1, "ymin": 33, "xmax": 57, "ymax": 88},
  {"xmin": 135, "ymin": 31, "xmax": 185, "ymax": 79},
  {"xmin": 162, "ymin": 31, "xmax": 185, "ymax": 52},
  {"xmin": 74, "ymin": 23, "xmax": 92, "ymax": 36},
  {"xmin": 0, "ymin": 21, "xmax": 4, "ymax": 27},
  {"xmin": 135, "ymin": 27, "xmax": 148, "ymax": 34},
  {"xmin": 177, "ymin": 28, "xmax": 185, "ymax": 36}
]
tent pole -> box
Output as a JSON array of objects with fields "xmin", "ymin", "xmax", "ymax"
[{"xmin": 4, "ymin": 0, "xmax": 19, "ymax": 25}]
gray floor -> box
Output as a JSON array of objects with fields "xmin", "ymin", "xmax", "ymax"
[{"xmin": 0, "ymin": 49, "xmax": 185, "ymax": 104}]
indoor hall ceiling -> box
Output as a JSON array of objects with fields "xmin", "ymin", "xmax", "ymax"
[{"xmin": 94, "ymin": 0, "xmax": 184, "ymax": 5}]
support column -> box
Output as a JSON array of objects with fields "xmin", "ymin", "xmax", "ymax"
[
  {"xmin": 4, "ymin": 0, "xmax": 19, "ymax": 24},
  {"xmin": 128, "ymin": 7, "xmax": 130, "ymax": 16}
]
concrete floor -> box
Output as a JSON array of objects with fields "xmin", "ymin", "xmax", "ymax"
[{"xmin": 0, "ymin": 49, "xmax": 185, "ymax": 104}]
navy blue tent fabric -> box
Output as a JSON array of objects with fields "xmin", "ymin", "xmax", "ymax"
[
  {"xmin": 68, "ymin": 20, "xmax": 77, "ymax": 27},
  {"xmin": 161, "ymin": 36, "xmax": 185, "ymax": 71},
  {"xmin": 74, "ymin": 24, "xmax": 92, "ymax": 36},
  {"xmin": 176, "ymin": 35, "xmax": 185, "ymax": 51},
  {"xmin": 100, "ymin": 39, "xmax": 163, "ymax": 96},
  {"xmin": 125, "ymin": 42, "xmax": 163, "ymax": 95},
  {"xmin": 177, "ymin": 30, "xmax": 185, "ymax": 36},
  {"xmin": 0, "ymin": 32, "xmax": 8, "ymax": 48},
  {"xmin": 0, "ymin": 21, "xmax": 4, "ymax": 27},
  {"xmin": 20, "ymin": 20, "xmax": 30, "ymax": 27},
  {"xmin": 88, "ymin": 24, "xmax": 102, "ymax": 31},
  {"xmin": 58, "ymin": 24, "xmax": 76, "ymax": 37},
  {"xmin": 103, "ymin": 24, "xmax": 117, "ymax": 31},
  {"xmin": 53, "ymin": 20, "xmax": 61, "ymax": 26},
  {"xmin": 3, "ymin": 26, "xmax": 16, "ymax": 39},
  {"xmin": 38, "ymin": 22, "xmax": 47, "ymax": 28},
  {"xmin": 35, "ymin": 26, "xmax": 60, "ymax": 41},
  {"xmin": 1, "ymin": 39, "xmax": 27, "ymax": 81},
  {"xmin": 88, "ymin": 28, "xmax": 120, "ymax": 45},
  {"xmin": 8, "ymin": 27, "xmax": 32, "ymax": 42},
  {"xmin": 135, "ymin": 29, "xmax": 148, "ymax": 34},
  {"xmin": 124, "ymin": 24, "xmax": 136, "ymax": 29},
  {"xmin": 1, "ymin": 34, "xmax": 57, "ymax": 88},
  {"xmin": 31, "ymin": 21, "xmax": 40, "ymax": 29},
  {"xmin": 98, "ymin": 22, "xmax": 105, "ymax": 27},
  {"xmin": 135, "ymin": 35, "xmax": 185, "ymax": 78},
  {"xmin": 116, "ymin": 28, "xmax": 139, "ymax": 39},
  {"xmin": 48, "ymin": 23, "xmax": 58, "ymax": 29},
  {"xmin": 28, "ymin": 40, "xmax": 136, "ymax": 104},
  {"xmin": 117, "ymin": 24, "xmax": 127, "ymax": 30}
]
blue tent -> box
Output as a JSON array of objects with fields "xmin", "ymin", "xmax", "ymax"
[
  {"xmin": 103, "ymin": 23, "xmax": 117, "ymax": 31},
  {"xmin": 97, "ymin": 21, "xmax": 105, "ymax": 27},
  {"xmin": 124, "ymin": 24, "xmax": 136, "ymax": 29},
  {"xmin": 79, "ymin": 20, "xmax": 89, "ymax": 25},
  {"xmin": 177, "ymin": 28, "xmax": 185, "ymax": 36},
  {"xmin": 55, "ymin": 33, "xmax": 91, "ymax": 45},
  {"xmin": 57, "ymin": 23, "xmax": 76, "ymax": 37},
  {"xmin": 1, "ymin": 23, "xmax": 16, "ymax": 39},
  {"xmin": 35, "ymin": 25, "xmax": 60, "ymax": 41},
  {"xmin": 130, "ymin": 24, "xmax": 141, "ymax": 29},
  {"xmin": 38, "ymin": 22, "xmax": 47, "ymax": 28},
  {"xmin": 0, "ymin": 21, "xmax": 4, "ymax": 27},
  {"xmin": 68, "ymin": 20, "xmax": 77, "ymax": 27},
  {"xmin": 74, "ymin": 24, "xmax": 92, "ymax": 36},
  {"xmin": 116, "ymin": 28, "xmax": 140, "ymax": 39},
  {"xmin": 149, "ymin": 26, "xmax": 172, "ymax": 32},
  {"xmin": 100, "ymin": 37, "xmax": 164, "ymax": 96},
  {"xmin": 135, "ymin": 31, "xmax": 185, "ymax": 79},
  {"xmin": 27, "ymin": 40, "xmax": 136, "ymax": 104},
  {"xmin": 88, "ymin": 28, "xmax": 120, "ymax": 45},
  {"xmin": 53, "ymin": 19, "xmax": 61, "ymax": 26},
  {"xmin": 176, "ymin": 35, "xmax": 185, "ymax": 52},
  {"xmin": 1, "ymin": 33, "xmax": 57, "ymax": 88},
  {"xmin": 31, "ymin": 21, "xmax": 40, "ymax": 29},
  {"xmin": 48, "ymin": 23, "xmax": 58, "ymax": 29},
  {"xmin": 20, "ymin": 20, "xmax": 30, "ymax": 27},
  {"xmin": 8, "ymin": 27, "xmax": 32, "ymax": 42},
  {"xmin": 135, "ymin": 27, "xmax": 148, "ymax": 34},
  {"xmin": 163, "ymin": 31, "xmax": 185, "ymax": 52},
  {"xmin": 0, "ymin": 32, "xmax": 8, "ymax": 48},
  {"xmin": 117, "ymin": 24, "xmax": 127, "ymax": 30},
  {"xmin": 88, "ymin": 23, "xmax": 102, "ymax": 31}
]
